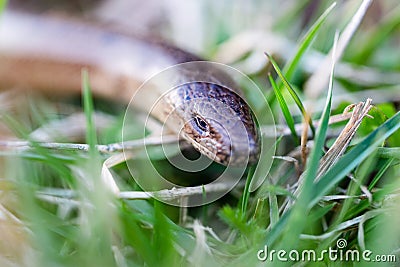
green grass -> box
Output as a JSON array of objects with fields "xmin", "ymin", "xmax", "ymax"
[
  {"xmin": 269, "ymin": 73, "xmax": 299, "ymax": 143},
  {"xmin": 1, "ymin": 1, "xmax": 400, "ymax": 267},
  {"xmin": 267, "ymin": 52, "xmax": 316, "ymax": 136}
]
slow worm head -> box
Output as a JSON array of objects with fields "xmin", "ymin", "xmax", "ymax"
[{"xmin": 0, "ymin": 10, "xmax": 261, "ymax": 166}]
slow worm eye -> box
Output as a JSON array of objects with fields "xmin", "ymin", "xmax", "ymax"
[{"xmin": 193, "ymin": 115, "xmax": 209, "ymax": 133}]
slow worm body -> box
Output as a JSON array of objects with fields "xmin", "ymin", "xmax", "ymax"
[{"xmin": 0, "ymin": 11, "xmax": 260, "ymax": 166}]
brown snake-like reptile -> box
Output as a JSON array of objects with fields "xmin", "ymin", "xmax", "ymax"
[{"xmin": 0, "ymin": 10, "xmax": 260, "ymax": 166}]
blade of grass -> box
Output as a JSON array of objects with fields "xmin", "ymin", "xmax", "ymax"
[
  {"xmin": 276, "ymin": 32, "xmax": 337, "ymax": 251},
  {"xmin": 240, "ymin": 165, "xmax": 256, "ymax": 217},
  {"xmin": 201, "ymin": 185, "xmax": 207, "ymax": 224},
  {"xmin": 82, "ymin": 69, "xmax": 97, "ymax": 156},
  {"xmin": 268, "ymin": 191, "xmax": 279, "ymax": 227},
  {"xmin": 307, "ymin": 203, "xmax": 336, "ymax": 224},
  {"xmin": 121, "ymin": 206, "xmax": 158, "ymax": 266},
  {"xmin": 305, "ymin": 0, "xmax": 373, "ymax": 98},
  {"xmin": 377, "ymin": 147, "xmax": 400, "ymax": 159},
  {"xmin": 153, "ymin": 201, "xmax": 176, "ymax": 265},
  {"xmin": 268, "ymin": 73, "xmax": 298, "ymax": 144},
  {"xmin": 266, "ymin": 53, "xmax": 315, "ymax": 136},
  {"xmin": 368, "ymin": 158, "xmax": 394, "ymax": 190},
  {"xmin": 265, "ymin": 208, "xmax": 290, "ymax": 246},
  {"xmin": 268, "ymin": 2, "xmax": 336, "ymax": 105},
  {"xmin": 283, "ymin": 2, "xmax": 336, "ymax": 81},
  {"xmin": 252, "ymin": 198, "xmax": 267, "ymax": 226}
]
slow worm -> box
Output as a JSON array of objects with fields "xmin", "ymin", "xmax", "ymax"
[{"xmin": 0, "ymin": 10, "xmax": 260, "ymax": 166}]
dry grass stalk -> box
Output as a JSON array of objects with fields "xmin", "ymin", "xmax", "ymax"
[
  {"xmin": 315, "ymin": 98, "xmax": 373, "ymax": 181},
  {"xmin": 285, "ymin": 98, "xmax": 373, "ymax": 210}
]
